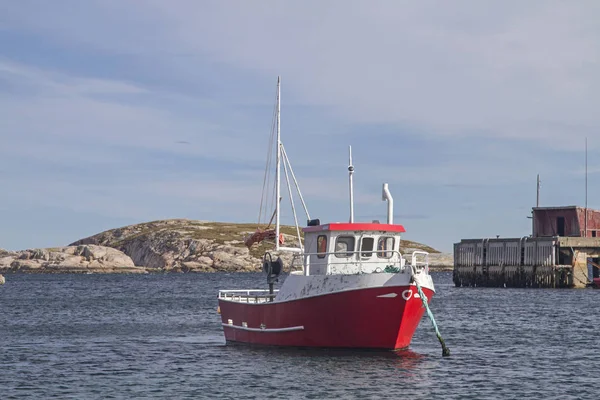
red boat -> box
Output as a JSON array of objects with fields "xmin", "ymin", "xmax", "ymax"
[
  {"xmin": 218, "ymin": 77, "xmax": 437, "ymax": 351},
  {"xmin": 219, "ymin": 224, "xmax": 434, "ymax": 350}
]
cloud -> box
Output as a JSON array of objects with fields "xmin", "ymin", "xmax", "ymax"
[
  {"xmin": 442, "ymin": 183, "xmax": 484, "ymax": 189},
  {"xmin": 0, "ymin": 60, "xmax": 274, "ymax": 167},
  {"xmin": 0, "ymin": 60, "xmax": 147, "ymax": 95},
  {"xmin": 572, "ymin": 166, "xmax": 600, "ymax": 175},
  {"xmin": 143, "ymin": 1, "xmax": 600, "ymax": 148},
  {"xmin": 4, "ymin": 2, "xmax": 600, "ymax": 150},
  {"xmin": 0, "ymin": 174, "xmax": 259, "ymax": 222}
]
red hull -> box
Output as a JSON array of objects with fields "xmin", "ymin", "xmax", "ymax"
[{"xmin": 219, "ymin": 285, "xmax": 434, "ymax": 350}]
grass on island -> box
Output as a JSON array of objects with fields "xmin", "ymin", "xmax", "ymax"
[{"xmin": 99, "ymin": 220, "xmax": 301, "ymax": 259}]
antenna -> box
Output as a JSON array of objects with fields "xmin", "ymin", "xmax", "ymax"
[
  {"xmin": 348, "ymin": 145, "xmax": 355, "ymax": 223},
  {"xmin": 536, "ymin": 174, "xmax": 540, "ymax": 208},
  {"xmin": 585, "ymin": 137, "xmax": 588, "ymax": 237},
  {"xmin": 530, "ymin": 174, "xmax": 540, "ymax": 236}
]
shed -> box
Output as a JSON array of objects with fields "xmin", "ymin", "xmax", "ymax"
[{"xmin": 532, "ymin": 206, "xmax": 600, "ymax": 238}]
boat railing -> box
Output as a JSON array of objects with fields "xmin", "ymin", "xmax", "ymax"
[
  {"xmin": 218, "ymin": 289, "xmax": 279, "ymax": 304},
  {"xmin": 410, "ymin": 251, "xmax": 430, "ymax": 274},
  {"xmin": 290, "ymin": 249, "xmax": 429, "ymax": 275}
]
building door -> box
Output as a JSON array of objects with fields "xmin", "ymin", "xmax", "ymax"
[{"xmin": 557, "ymin": 216, "xmax": 565, "ymax": 236}]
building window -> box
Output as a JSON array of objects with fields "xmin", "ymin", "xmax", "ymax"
[
  {"xmin": 334, "ymin": 236, "xmax": 355, "ymax": 258},
  {"xmin": 317, "ymin": 235, "xmax": 327, "ymax": 259},
  {"xmin": 377, "ymin": 237, "xmax": 395, "ymax": 258},
  {"xmin": 360, "ymin": 237, "xmax": 374, "ymax": 258},
  {"xmin": 593, "ymin": 231, "xmax": 597, "ymax": 238}
]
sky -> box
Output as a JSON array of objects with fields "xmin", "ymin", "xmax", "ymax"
[{"xmin": 0, "ymin": 1, "xmax": 599, "ymax": 252}]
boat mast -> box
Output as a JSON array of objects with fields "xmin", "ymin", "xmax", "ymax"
[
  {"xmin": 348, "ymin": 145, "xmax": 355, "ymax": 223},
  {"xmin": 275, "ymin": 76, "xmax": 281, "ymax": 250}
]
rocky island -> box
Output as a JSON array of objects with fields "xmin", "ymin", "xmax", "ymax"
[{"xmin": 0, "ymin": 219, "xmax": 452, "ymax": 273}]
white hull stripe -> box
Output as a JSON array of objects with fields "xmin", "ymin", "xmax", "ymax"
[
  {"xmin": 376, "ymin": 293, "xmax": 398, "ymax": 298},
  {"xmin": 222, "ymin": 323, "xmax": 304, "ymax": 333}
]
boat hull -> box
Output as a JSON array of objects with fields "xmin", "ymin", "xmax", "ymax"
[{"xmin": 218, "ymin": 284, "xmax": 434, "ymax": 350}]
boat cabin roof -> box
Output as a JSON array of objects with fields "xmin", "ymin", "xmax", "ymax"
[{"xmin": 303, "ymin": 222, "xmax": 406, "ymax": 233}]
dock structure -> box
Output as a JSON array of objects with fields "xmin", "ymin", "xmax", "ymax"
[{"xmin": 454, "ymin": 206, "xmax": 600, "ymax": 288}]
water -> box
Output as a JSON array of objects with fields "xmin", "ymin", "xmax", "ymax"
[{"xmin": 1, "ymin": 272, "xmax": 598, "ymax": 399}]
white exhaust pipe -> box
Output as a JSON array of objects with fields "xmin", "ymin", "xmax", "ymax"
[
  {"xmin": 382, "ymin": 183, "xmax": 393, "ymax": 224},
  {"xmin": 348, "ymin": 146, "xmax": 355, "ymax": 223}
]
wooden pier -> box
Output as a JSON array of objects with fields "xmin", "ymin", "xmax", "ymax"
[
  {"xmin": 454, "ymin": 205, "xmax": 600, "ymax": 288},
  {"xmin": 453, "ymin": 237, "xmax": 600, "ymax": 288}
]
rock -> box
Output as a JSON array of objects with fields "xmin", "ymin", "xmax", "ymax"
[
  {"xmin": 209, "ymin": 250, "xmax": 252, "ymax": 272},
  {"xmin": 427, "ymin": 253, "xmax": 454, "ymax": 270},
  {"xmin": 0, "ymin": 245, "xmax": 144, "ymax": 274},
  {"xmin": 0, "ymin": 249, "xmax": 15, "ymax": 258},
  {"xmin": 0, "ymin": 255, "xmax": 14, "ymax": 267},
  {"xmin": 181, "ymin": 261, "xmax": 215, "ymax": 272},
  {"xmin": 0, "ymin": 274, "xmax": 5, "ymax": 284},
  {"xmin": 31, "ymin": 248, "xmax": 50, "ymax": 261}
]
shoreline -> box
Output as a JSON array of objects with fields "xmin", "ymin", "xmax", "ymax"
[{"xmin": 0, "ymin": 265, "xmax": 454, "ymax": 275}]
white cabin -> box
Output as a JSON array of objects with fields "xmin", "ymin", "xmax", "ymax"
[{"xmin": 300, "ymin": 222, "xmax": 408, "ymax": 275}]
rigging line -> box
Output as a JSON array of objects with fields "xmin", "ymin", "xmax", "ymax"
[
  {"xmin": 264, "ymin": 111, "xmax": 276, "ymax": 225},
  {"xmin": 258, "ymin": 91, "xmax": 278, "ymax": 227},
  {"xmin": 267, "ymin": 149, "xmax": 276, "ymax": 226},
  {"xmin": 258, "ymin": 117, "xmax": 273, "ymax": 226},
  {"xmin": 265, "ymin": 161, "xmax": 277, "ymax": 228},
  {"xmin": 266, "ymin": 93, "xmax": 278, "ymax": 225},
  {"xmin": 257, "ymin": 83, "xmax": 277, "ymax": 229},
  {"xmin": 281, "ymin": 145, "xmax": 311, "ymax": 221},
  {"xmin": 282, "ymin": 151, "xmax": 303, "ymax": 250},
  {"xmin": 264, "ymin": 101, "xmax": 277, "ymax": 225}
]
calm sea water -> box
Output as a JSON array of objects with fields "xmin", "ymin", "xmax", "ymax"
[{"xmin": 0, "ymin": 271, "xmax": 598, "ymax": 399}]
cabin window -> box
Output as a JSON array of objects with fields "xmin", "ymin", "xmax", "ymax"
[
  {"xmin": 317, "ymin": 235, "xmax": 327, "ymax": 258},
  {"xmin": 377, "ymin": 236, "xmax": 395, "ymax": 258},
  {"xmin": 360, "ymin": 237, "xmax": 375, "ymax": 258},
  {"xmin": 334, "ymin": 236, "xmax": 355, "ymax": 258}
]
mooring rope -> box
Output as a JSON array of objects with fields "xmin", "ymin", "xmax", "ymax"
[{"xmin": 412, "ymin": 271, "xmax": 450, "ymax": 357}]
